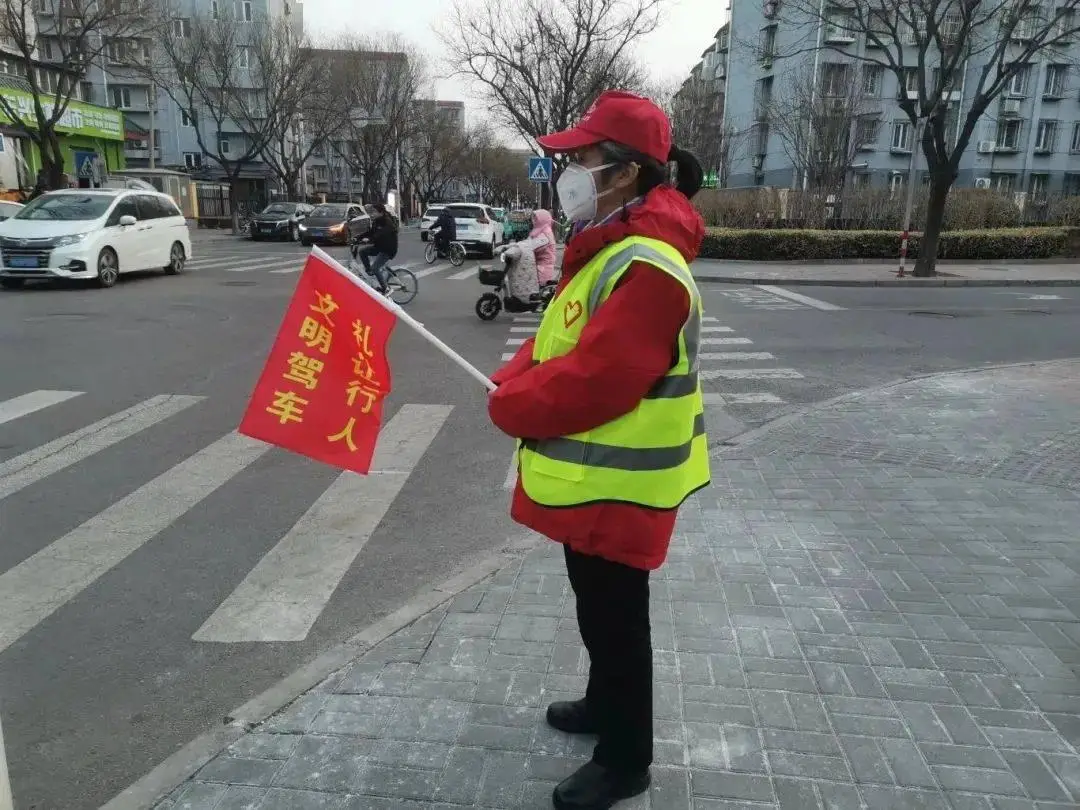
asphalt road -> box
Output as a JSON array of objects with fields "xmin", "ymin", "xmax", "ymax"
[{"xmin": 1, "ymin": 228, "xmax": 1079, "ymax": 808}]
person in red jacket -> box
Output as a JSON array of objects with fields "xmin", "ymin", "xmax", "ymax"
[{"xmin": 488, "ymin": 91, "xmax": 708, "ymax": 810}]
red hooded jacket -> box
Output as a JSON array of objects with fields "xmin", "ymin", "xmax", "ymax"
[{"xmin": 488, "ymin": 186, "xmax": 706, "ymax": 571}]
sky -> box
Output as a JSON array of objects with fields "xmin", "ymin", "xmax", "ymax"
[{"xmin": 301, "ymin": 0, "xmax": 729, "ymax": 126}]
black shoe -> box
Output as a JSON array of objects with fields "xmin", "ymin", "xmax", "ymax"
[
  {"xmin": 546, "ymin": 699, "xmax": 596, "ymax": 734},
  {"xmin": 552, "ymin": 761, "xmax": 650, "ymax": 810}
]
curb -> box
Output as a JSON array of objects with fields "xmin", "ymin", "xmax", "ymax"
[
  {"xmin": 707, "ymin": 357, "xmax": 1080, "ymax": 457},
  {"xmin": 694, "ymin": 275, "xmax": 1080, "ymax": 287},
  {"xmin": 100, "ymin": 532, "xmax": 542, "ymax": 810}
]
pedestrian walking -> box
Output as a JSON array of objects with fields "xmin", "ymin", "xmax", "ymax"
[{"xmin": 487, "ymin": 90, "xmax": 710, "ymax": 810}]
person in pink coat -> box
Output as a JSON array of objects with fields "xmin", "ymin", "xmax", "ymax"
[{"xmin": 529, "ymin": 208, "xmax": 558, "ymax": 284}]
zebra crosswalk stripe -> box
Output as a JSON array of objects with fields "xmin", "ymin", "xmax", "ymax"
[
  {"xmin": 0, "ymin": 431, "xmax": 270, "ymax": 655},
  {"xmin": 0, "ymin": 390, "xmax": 81, "ymax": 426},
  {"xmin": 0, "ymin": 394, "xmax": 203, "ymax": 501},
  {"xmin": 448, "ymin": 265, "xmax": 478, "ymax": 280},
  {"xmin": 193, "ymin": 404, "xmax": 453, "ymax": 643}
]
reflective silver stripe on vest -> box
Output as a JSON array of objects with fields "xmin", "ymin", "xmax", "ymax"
[
  {"xmin": 586, "ymin": 243, "xmax": 702, "ymax": 400},
  {"xmin": 522, "ymin": 412, "xmax": 706, "ymax": 472}
]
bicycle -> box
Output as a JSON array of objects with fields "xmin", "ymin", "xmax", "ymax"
[
  {"xmin": 348, "ymin": 246, "xmax": 418, "ymax": 306},
  {"xmin": 424, "ymin": 239, "xmax": 466, "ymax": 267}
]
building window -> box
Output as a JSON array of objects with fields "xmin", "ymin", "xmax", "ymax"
[
  {"xmin": 37, "ymin": 38, "xmax": 53, "ymax": 59},
  {"xmin": 760, "ymin": 25, "xmax": 777, "ymax": 61},
  {"xmin": 240, "ymin": 0, "xmax": 252, "ymax": 21},
  {"xmin": 821, "ymin": 63, "xmax": 851, "ymax": 97},
  {"xmin": 1064, "ymin": 172, "xmax": 1080, "ymax": 195},
  {"xmin": 181, "ymin": 109, "xmax": 193, "ymax": 127},
  {"xmin": 996, "ymin": 119, "xmax": 1024, "ymax": 150},
  {"xmin": 237, "ymin": 46, "xmax": 249, "ymax": 68},
  {"xmin": 1035, "ymin": 119, "xmax": 1058, "ymax": 152},
  {"xmin": 111, "ymin": 86, "xmax": 133, "ymax": 108},
  {"xmin": 850, "ymin": 172, "xmax": 871, "ymax": 189},
  {"xmin": 1071, "ymin": 122, "xmax": 1080, "ymax": 152},
  {"xmin": 856, "ymin": 116, "xmax": 879, "ymax": 146},
  {"xmin": 1044, "ymin": 64, "xmax": 1067, "ymax": 97},
  {"xmin": 990, "ymin": 172, "xmax": 1016, "ymax": 192},
  {"xmin": 219, "ymin": 138, "xmax": 230, "ymax": 154},
  {"xmin": 184, "ymin": 152, "xmax": 202, "ymax": 169},
  {"xmin": 824, "ymin": 9, "xmax": 854, "ymax": 41},
  {"xmin": 902, "ymin": 68, "xmax": 920, "ymax": 94},
  {"xmin": 862, "ymin": 64, "xmax": 882, "ymax": 96},
  {"xmin": 1029, "ymin": 173, "xmax": 1049, "ymax": 198},
  {"xmin": 891, "ymin": 120, "xmax": 912, "ymax": 150},
  {"xmin": 1007, "ymin": 65, "xmax": 1030, "ymax": 95},
  {"xmin": 889, "ymin": 173, "xmax": 905, "ymax": 196},
  {"xmin": 79, "ymin": 80, "xmax": 92, "ymax": 102},
  {"xmin": 172, "ymin": 18, "xmax": 190, "ymax": 38},
  {"xmin": 211, "ymin": 0, "xmax": 219, "ymax": 17}
]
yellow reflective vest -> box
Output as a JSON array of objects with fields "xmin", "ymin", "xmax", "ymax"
[{"xmin": 518, "ymin": 235, "xmax": 711, "ymax": 510}]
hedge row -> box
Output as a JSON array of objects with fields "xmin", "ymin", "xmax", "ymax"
[{"xmin": 698, "ymin": 227, "xmax": 1080, "ymax": 261}]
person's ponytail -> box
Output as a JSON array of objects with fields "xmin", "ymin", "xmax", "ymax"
[{"xmin": 669, "ymin": 145, "xmax": 704, "ymax": 199}]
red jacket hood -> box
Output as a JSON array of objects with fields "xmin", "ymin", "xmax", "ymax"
[{"xmin": 561, "ymin": 186, "xmax": 705, "ymax": 278}]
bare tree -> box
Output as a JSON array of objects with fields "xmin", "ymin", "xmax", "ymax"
[
  {"xmin": 134, "ymin": 5, "xmax": 311, "ymax": 231},
  {"xmin": 669, "ymin": 76, "xmax": 748, "ymax": 188},
  {"xmin": 776, "ymin": 0, "xmax": 1080, "ymax": 275},
  {"xmin": 460, "ymin": 130, "xmax": 530, "ymax": 206},
  {"xmin": 441, "ymin": 0, "xmax": 659, "ymax": 202},
  {"xmin": 770, "ymin": 63, "xmax": 871, "ymax": 193},
  {"xmin": 401, "ymin": 106, "xmax": 472, "ymax": 207},
  {"xmin": 259, "ymin": 50, "xmax": 347, "ymax": 200},
  {"xmin": 325, "ymin": 36, "xmax": 424, "ymax": 203},
  {"xmin": 0, "ymin": 0, "xmax": 153, "ymax": 189}
]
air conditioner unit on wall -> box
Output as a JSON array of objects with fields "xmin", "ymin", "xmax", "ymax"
[
  {"xmin": 1001, "ymin": 97, "xmax": 1022, "ymax": 115},
  {"xmin": 751, "ymin": 155, "xmax": 764, "ymax": 169},
  {"xmin": 974, "ymin": 177, "xmax": 991, "ymax": 188},
  {"xmin": 977, "ymin": 140, "xmax": 996, "ymax": 153}
]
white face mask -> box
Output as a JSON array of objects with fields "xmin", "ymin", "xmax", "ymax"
[{"xmin": 556, "ymin": 162, "xmax": 614, "ymax": 223}]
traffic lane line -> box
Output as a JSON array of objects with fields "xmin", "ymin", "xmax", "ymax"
[
  {"xmin": 0, "ymin": 390, "xmax": 82, "ymax": 426},
  {"xmin": 754, "ymin": 285, "xmax": 845, "ymax": 311}
]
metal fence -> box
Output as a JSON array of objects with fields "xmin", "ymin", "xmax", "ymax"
[{"xmin": 194, "ymin": 182, "xmax": 267, "ymax": 228}]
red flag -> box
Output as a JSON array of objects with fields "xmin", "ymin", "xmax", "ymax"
[{"xmin": 239, "ymin": 252, "xmax": 397, "ymax": 474}]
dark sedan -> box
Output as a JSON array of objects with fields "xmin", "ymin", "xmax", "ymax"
[
  {"xmin": 249, "ymin": 202, "xmax": 312, "ymax": 242},
  {"xmin": 297, "ymin": 203, "xmax": 372, "ymax": 246}
]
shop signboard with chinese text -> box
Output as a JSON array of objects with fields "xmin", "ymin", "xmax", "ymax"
[{"xmin": 0, "ymin": 88, "xmax": 124, "ymax": 141}]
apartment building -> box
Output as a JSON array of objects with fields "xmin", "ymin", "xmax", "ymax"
[
  {"xmin": 718, "ymin": 0, "xmax": 1080, "ymax": 196},
  {"xmin": 0, "ymin": 6, "xmax": 124, "ymax": 194},
  {"xmin": 35, "ymin": 0, "xmax": 302, "ymax": 194}
]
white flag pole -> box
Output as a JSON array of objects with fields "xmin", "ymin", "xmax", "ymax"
[
  {"xmin": 0, "ymin": 707, "xmax": 13, "ymax": 810},
  {"xmin": 312, "ymin": 247, "xmax": 498, "ymax": 392}
]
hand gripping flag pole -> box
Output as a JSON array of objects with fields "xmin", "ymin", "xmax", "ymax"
[{"xmin": 312, "ymin": 247, "xmax": 497, "ymax": 392}]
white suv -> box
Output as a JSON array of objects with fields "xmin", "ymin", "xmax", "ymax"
[
  {"xmin": 0, "ymin": 188, "xmax": 192, "ymax": 290},
  {"xmin": 442, "ymin": 203, "xmax": 500, "ymax": 257}
]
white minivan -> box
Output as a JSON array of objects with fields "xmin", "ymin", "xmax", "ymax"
[{"xmin": 0, "ymin": 188, "xmax": 192, "ymax": 290}]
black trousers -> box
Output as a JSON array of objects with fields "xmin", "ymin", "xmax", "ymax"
[{"xmin": 564, "ymin": 544, "xmax": 652, "ymax": 773}]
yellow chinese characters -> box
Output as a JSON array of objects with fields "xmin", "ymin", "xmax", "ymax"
[
  {"xmin": 283, "ymin": 351, "xmax": 325, "ymax": 391},
  {"xmin": 352, "ymin": 318, "xmax": 374, "ymax": 357},
  {"xmin": 266, "ymin": 390, "xmax": 308, "ymax": 424},
  {"xmin": 345, "ymin": 379, "xmax": 380, "ymax": 414},
  {"xmin": 310, "ymin": 291, "xmax": 339, "ymax": 327},
  {"xmin": 299, "ymin": 315, "xmax": 332, "ymax": 355},
  {"xmin": 327, "ymin": 416, "xmax": 359, "ymax": 451}
]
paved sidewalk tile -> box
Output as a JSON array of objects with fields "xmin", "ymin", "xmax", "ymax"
[{"xmin": 156, "ymin": 363, "xmax": 1080, "ymax": 810}]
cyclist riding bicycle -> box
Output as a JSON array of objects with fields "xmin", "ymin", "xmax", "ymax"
[
  {"xmin": 430, "ymin": 207, "xmax": 457, "ymax": 257},
  {"xmin": 353, "ymin": 203, "xmax": 398, "ymax": 294}
]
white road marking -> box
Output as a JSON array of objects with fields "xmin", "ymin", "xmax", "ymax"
[
  {"xmin": 702, "ymin": 337, "xmax": 753, "ymax": 345},
  {"xmin": 412, "ymin": 262, "xmax": 452, "ymax": 279},
  {"xmin": 193, "ymin": 404, "xmax": 452, "ymax": 643},
  {"xmin": 196, "ymin": 258, "xmax": 285, "ymax": 273},
  {"xmin": 503, "ymin": 451, "xmax": 518, "ymax": 489},
  {"xmin": 701, "ymin": 326, "xmax": 734, "ymax": 333},
  {"xmin": 501, "ymin": 352, "xmax": 516, "ymax": 361},
  {"xmin": 448, "ymin": 265, "xmax": 478, "ymax": 280},
  {"xmin": 0, "ymin": 390, "xmax": 82, "ymax": 426},
  {"xmin": 513, "ymin": 316, "xmax": 540, "ymax": 323},
  {"xmin": 699, "ymin": 351, "xmax": 775, "ymax": 361},
  {"xmin": 0, "ymin": 395, "xmax": 203, "ymax": 501},
  {"xmin": 510, "ymin": 326, "xmax": 538, "ymax": 333},
  {"xmin": 755, "ymin": 285, "xmax": 845, "ymax": 311},
  {"xmin": 506, "ymin": 337, "xmax": 528, "ymax": 345},
  {"xmin": 703, "ymin": 316, "xmax": 719, "ymax": 322},
  {"xmin": 702, "ymin": 368, "xmax": 805, "ymax": 380},
  {"xmin": 268, "ymin": 266, "xmax": 302, "ymax": 275},
  {"xmin": 703, "ymin": 392, "xmax": 786, "ymax": 406},
  {"xmin": 0, "ymin": 432, "xmax": 269, "ymax": 655}
]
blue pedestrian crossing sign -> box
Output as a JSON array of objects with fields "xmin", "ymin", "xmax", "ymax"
[{"xmin": 528, "ymin": 156, "xmax": 553, "ymax": 184}]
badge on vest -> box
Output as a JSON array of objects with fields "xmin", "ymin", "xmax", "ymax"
[{"xmin": 564, "ymin": 300, "xmax": 583, "ymax": 328}]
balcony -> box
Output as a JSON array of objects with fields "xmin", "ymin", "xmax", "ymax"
[{"xmin": 123, "ymin": 147, "xmax": 161, "ymax": 160}]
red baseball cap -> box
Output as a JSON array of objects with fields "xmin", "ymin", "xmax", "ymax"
[{"xmin": 537, "ymin": 90, "xmax": 672, "ymax": 165}]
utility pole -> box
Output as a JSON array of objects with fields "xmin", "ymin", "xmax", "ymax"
[{"xmin": 148, "ymin": 83, "xmax": 156, "ymax": 169}]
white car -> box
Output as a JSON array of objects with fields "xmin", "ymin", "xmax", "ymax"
[
  {"xmin": 419, "ymin": 204, "xmax": 445, "ymax": 242},
  {"xmin": 0, "ymin": 188, "xmax": 191, "ymax": 290},
  {"xmin": 442, "ymin": 203, "xmax": 500, "ymax": 258}
]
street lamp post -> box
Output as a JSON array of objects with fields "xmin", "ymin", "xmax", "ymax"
[{"xmin": 897, "ymin": 117, "xmax": 925, "ymax": 278}]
